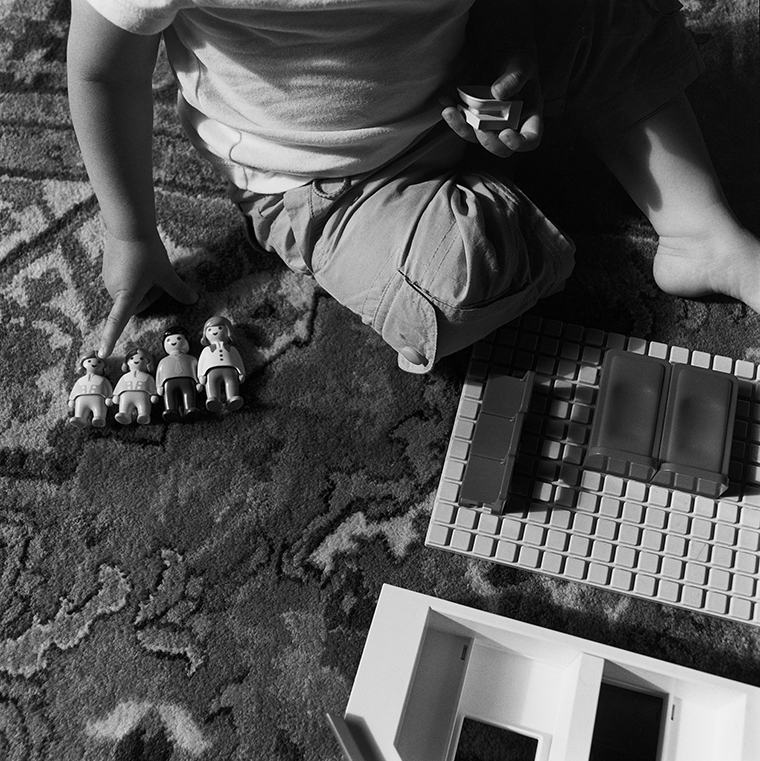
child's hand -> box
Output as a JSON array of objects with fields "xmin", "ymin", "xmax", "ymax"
[
  {"xmin": 442, "ymin": 49, "xmax": 543, "ymax": 158},
  {"xmin": 99, "ymin": 231, "xmax": 198, "ymax": 358}
]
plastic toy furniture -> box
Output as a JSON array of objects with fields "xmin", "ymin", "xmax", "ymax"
[
  {"xmin": 110, "ymin": 347, "xmax": 159, "ymax": 425},
  {"xmin": 457, "ymin": 86, "xmax": 523, "ymax": 131},
  {"xmin": 584, "ymin": 350, "xmax": 669, "ymax": 483},
  {"xmin": 584, "ymin": 349, "xmax": 738, "ymax": 498},
  {"xmin": 329, "ymin": 585, "xmax": 760, "ymax": 761},
  {"xmin": 197, "ymin": 316, "xmax": 246, "ymax": 412},
  {"xmin": 652, "ymin": 360, "xmax": 738, "ymax": 494},
  {"xmin": 459, "ymin": 370, "xmax": 534, "ymax": 512},
  {"xmin": 155, "ymin": 325, "xmax": 200, "ymax": 423},
  {"xmin": 67, "ymin": 351, "xmax": 113, "ymax": 428},
  {"xmin": 427, "ymin": 315, "xmax": 760, "ymax": 626}
]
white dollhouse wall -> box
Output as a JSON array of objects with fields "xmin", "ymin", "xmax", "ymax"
[{"xmin": 340, "ymin": 586, "xmax": 760, "ymax": 761}]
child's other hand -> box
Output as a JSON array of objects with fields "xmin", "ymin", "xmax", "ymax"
[
  {"xmin": 98, "ymin": 231, "xmax": 198, "ymax": 358},
  {"xmin": 442, "ymin": 49, "xmax": 543, "ymax": 158}
]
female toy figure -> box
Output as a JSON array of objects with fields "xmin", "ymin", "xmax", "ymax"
[{"xmin": 197, "ymin": 316, "xmax": 246, "ymax": 412}]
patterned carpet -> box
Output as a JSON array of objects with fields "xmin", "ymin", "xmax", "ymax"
[{"xmin": 1, "ymin": 1, "xmax": 759, "ymax": 759}]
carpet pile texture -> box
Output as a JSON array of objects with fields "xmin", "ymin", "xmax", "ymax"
[{"xmin": 1, "ymin": 1, "xmax": 759, "ymax": 758}]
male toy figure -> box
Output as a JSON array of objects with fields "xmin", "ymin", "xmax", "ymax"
[{"xmin": 155, "ymin": 325, "xmax": 200, "ymax": 422}]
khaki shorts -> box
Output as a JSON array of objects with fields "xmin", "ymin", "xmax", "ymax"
[
  {"xmin": 232, "ymin": 126, "xmax": 575, "ymax": 373},
  {"xmin": 534, "ymin": 0, "xmax": 705, "ymax": 139}
]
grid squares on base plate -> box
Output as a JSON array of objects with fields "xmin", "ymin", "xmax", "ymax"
[{"xmin": 426, "ymin": 315, "xmax": 760, "ymax": 625}]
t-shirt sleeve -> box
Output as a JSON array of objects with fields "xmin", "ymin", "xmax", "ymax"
[{"xmin": 83, "ymin": 0, "xmax": 187, "ymax": 34}]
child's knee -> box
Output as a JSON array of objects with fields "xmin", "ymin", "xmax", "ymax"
[{"xmin": 386, "ymin": 175, "xmax": 575, "ymax": 370}]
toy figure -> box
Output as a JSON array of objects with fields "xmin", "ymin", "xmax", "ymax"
[
  {"xmin": 197, "ymin": 316, "xmax": 246, "ymax": 412},
  {"xmin": 155, "ymin": 325, "xmax": 200, "ymax": 423},
  {"xmin": 68, "ymin": 351, "xmax": 113, "ymax": 428},
  {"xmin": 110, "ymin": 347, "xmax": 159, "ymax": 425}
]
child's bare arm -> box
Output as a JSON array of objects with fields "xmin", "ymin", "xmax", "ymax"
[{"xmin": 67, "ymin": 0, "xmax": 197, "ymax": 357}]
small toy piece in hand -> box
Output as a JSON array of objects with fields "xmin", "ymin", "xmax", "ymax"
[
  {"xmin": 156, "ymin": 325, "xmax": 200, "ymax": 423},
  {"xmin": 197, "ymin": 316, "xmax": 246, "ymax": 412},
  {"xmin": 111, "ymin": 347, "xmax": 159, "ymax": 425},
  {"xmin": 68, "ymin": 351, "xmax": 113, "ymax": 428},
  {"xmin": 457, "ymin": 86, "xmax": 523, "ymax": 132}
]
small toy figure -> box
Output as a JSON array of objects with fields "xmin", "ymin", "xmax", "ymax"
[
  {"xmin": 197, "ymin": 316, "xmax": 246, "ymax": 412},
  {"xmin": 155, "ymin": 325, "xmax": 200, "ymax": 423},
  {"xmin": 111, "ymin": 347, "xmax": 159, "ymax": 425},
  {"xmin": 68, "ymin": 351, "xmax": 113, "ymax": 428}
]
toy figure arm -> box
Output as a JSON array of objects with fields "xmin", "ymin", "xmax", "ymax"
[
  {"xmin": 67, "ymin": 0, "xmax": 197, "ymax": 359},
  {"xmin": 442, "ymin": 0, "xmax": 542, "ymax": 158},
  {"xmin": 232, "ymin": 348, "xmax": 246, "ymax": 382},
  {"xmin": 155, "ymin": 363, "xmax": 165, "ymax": 396},
  {"xmin": 196, "ymin": 351, "xmax": 209, "ymax": 387}
]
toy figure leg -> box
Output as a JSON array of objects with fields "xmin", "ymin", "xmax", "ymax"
[
  {"xmin": 116, "ymin": 391, "xmax": 151, "ymax": 425},
  {"xmin": 68, "ymin": 401, "xmax": 88, "ymax": 428},
  {"xmin": 179, "ymin": 377, "xmax": 200, "ymax": 419},
  {"xmin": 135, "ymin": 394, "xmax": 150, "ymax": 425},
  {"xmin": 89, "ymin": 396, "xmax": 107, "ymax": 427},
  {"xmin": 162, "ymin": 389, "xmax": 181, "ymax": 422},
  {"xmin": 204, "ymin": 368, "xmax": 242, "ymax": 412},
  {"xmin": 164, "ymin": 377, "xmax": 199, "ymax": 422},
  {"xmin": 70, "ymin": 396, "xmax": 106, "ymax": 428},
  {"xmin": 162, "ymin": 378, "xmax": 182, "ymax": 422},
  {"xmin": 204, "ymin": 369, "xmax": 225, "ymax": 412},
  {"xmin": 134, "ymin": 395, "xmax": 151, "ymax": 425},
  {"xmin": 221, "ymin": 369, "xmax": 243, "ymax": 411},
  {"xmin": 115, "ymin": 397, "xmax": 134, "ymax": 425},
  {"xmin": 70, "ymin": 397, "xmax": 90, "ymax": 428}
]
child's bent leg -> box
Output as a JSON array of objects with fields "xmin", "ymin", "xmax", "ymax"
[{"xmin": 594, "ymin": 92, "xmax": 760, "ymax": 309}]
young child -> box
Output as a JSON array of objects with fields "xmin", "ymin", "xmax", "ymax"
[{"xmin": 67, "ymin": 0, "xmax": 760, "ymax": 373}]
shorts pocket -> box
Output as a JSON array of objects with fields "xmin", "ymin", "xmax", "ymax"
[{"xmin": 397, "ymin": 177, "xmax": 528, "ymax": 314}]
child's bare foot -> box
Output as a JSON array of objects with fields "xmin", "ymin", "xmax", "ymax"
[
  {"xmin": 594, "ymin": 93, "xmax": 760, "ymax": 313},
  {"xmin": 652, "ymin": 216, "xmax": 760, "ymax": 312}
]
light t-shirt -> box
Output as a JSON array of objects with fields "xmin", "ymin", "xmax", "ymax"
[{"xmin": 85, "ymin": 0, "xmax": 474, "ymax": 191}]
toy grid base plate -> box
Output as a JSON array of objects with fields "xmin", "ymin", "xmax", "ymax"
[{"xmin": 426, "ymin": 315, "xmax": 760, "ymax": 625}]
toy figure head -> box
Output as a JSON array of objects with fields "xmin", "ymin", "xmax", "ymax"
[
  {"xmin": 122, "ymin": 347, "xmax": 154, "ymax": 373},
  {"xmin": 163, "ymin": 325, "xmax": 191, "ymax": 356},
  {"xmin": 201, "ymin": 315, "xmax": 235, "ymax": 346},
  {"xmin": 79, "ymin": 350, "xmax": 107, "ymax": 376}
]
